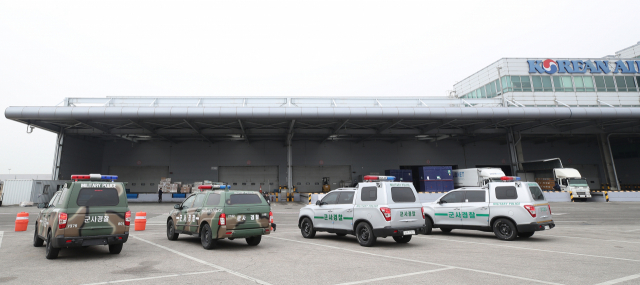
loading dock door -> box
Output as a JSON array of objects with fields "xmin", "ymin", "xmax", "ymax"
[
  {"xmin": 218, "ymin": 166, "xmax": 279, "ymax": 192},
  {"xmin": 109, "ymin": 166, "xmax": 169, "ymax": 193},
  {"xmin": 293, "ymin": 166, "xmax": 352, "ymax": 193}
]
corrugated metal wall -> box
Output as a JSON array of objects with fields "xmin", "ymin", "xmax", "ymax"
[{"xmin": 2, "ymin": 180, "xmax": 35, "ymax": 205}]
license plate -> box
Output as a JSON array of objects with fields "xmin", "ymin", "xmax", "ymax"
[
  {"xmin": 577, "ymin": 192, "xmax": 585, "ymax": 195},
  {"xmin": 544, "ymin": 225, "xmax": 550, "ymax": 230},
  {"xmin": 403, "ymin": 230, "xmax": 415, "ymax": 235}
]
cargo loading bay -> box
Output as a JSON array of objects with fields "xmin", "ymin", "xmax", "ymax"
[{"xmin": 3, "ymin": 96, "xmax": 640, "ymax": 284}]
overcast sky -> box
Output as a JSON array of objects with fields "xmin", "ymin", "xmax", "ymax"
[{"xmin": 1, "ymin": 0, "xmax": 639, "ymax": 175}]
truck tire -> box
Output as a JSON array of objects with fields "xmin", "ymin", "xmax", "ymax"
[
  {"xmin": 300, "ymin": 217, "xmax": 316, "ymax": 238},
  {"xmin": 33, "ymin": 225, "xmax": 44, "ymax": 247},
  {"xmin": 355, "ymin": 222, "xmax": 376, "ymax": 247},
  {"xmin": 45, "ymin": 230, "xmax": 60, "ymax": 259},
  {"xmin": 200, "ymin": 224, "xmax": 217, "ymax": 250},
  {"xmin": 246, "ymin": 235, "xmax": 262, "ymax": 246},
  {"xmin": 167, "ymin": 219, "xmax": 179, "ymax": 241},
  {"xmin": 440, "ymin": 228, "xmax": 452, "ymax": 233},
  {"xmin": 493, "ymin": 218, "xmax": 518, "ymax": 241},
  {"xmin": 518, "ymin": 231, "xmax": 535, "ymax": 238},
  {"xmin": 109, "ymin": 244, "xmax": 123, "ymax": 254},
  {"xmin": 423, "ymin": 217, "xmax": 433, "ymax": 235},
  {"xmin": 392, "ymin": 235, "xmax": 412, "ymax": 243}
]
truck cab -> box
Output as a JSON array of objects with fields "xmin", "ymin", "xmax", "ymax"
[
  {"xmin": 554, "ymin": 168, "xmax": 591, "ymax": 198},
  {"xmin": 298, "ymin": 175, "xmax": 426, "ymax": 247}
]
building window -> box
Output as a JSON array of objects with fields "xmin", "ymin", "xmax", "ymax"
[
  {"xmin": 531, "ymin": 76, "xmax": 552, "ymax": 92},
  {"xmin": 553, "ymin": 76, "xmax": 574, "ymax": 92},
  {"xmin": 501, "ymin": 76, "xmax": 512, "ymax": 92},
  {"xmin": 594, "ymin": 76, "xmax": 616, "ymax": 92},
  {"xmin": 574, "ymin": 76, "xmax": 595, "ymax": 92},
  {"xmin": 615, "ymin": 76, "xmax": 638, "ymax": 92},
  {"xmin": 511, "ymin": 76, "xmax": 532, "ymax": 92}
]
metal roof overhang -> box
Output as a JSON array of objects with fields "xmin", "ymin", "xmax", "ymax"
[{"xmin": 5, "ymin": 104, "xmax": 640, "ymax": 144}]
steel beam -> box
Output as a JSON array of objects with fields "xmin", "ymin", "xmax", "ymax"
[
  {"xmin": 322, "ymin": 119, "xmax": 349, "ymax": 143},
  {"xmin": 238, "ymin": 120, "xmax": 249, "ymax": 143},
  {"xmin": 77, "ymin": 120, "xmax": 137, "ymax": 142},
  {"xmin": 183, "ymin": 120, "xmax": 214, "ymax": 144}
]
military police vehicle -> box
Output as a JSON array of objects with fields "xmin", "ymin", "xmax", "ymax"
[
  {"xmin": 33, "ymin": 174, "xmax": 130, "ymax": 259},
  {"xmin": 422, "ymin": 176, "xmax": 555, "ymax": 241},
  {"xmin": 298, "ymin": 175, "xmax": 426, "ymax": 247},
  {"xmin": 167, "ymin": 185, "xmax": 275, "ymax": 249}
]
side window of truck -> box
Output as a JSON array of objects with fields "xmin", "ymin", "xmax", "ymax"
[
  {"xmin": 48, "ymin": 192, "xmax": 61, "ymax": 207},
  {"xmin": 464, "ymin": 190, "xmax": 486, "ymax": 202},
  {"xmin": 193, "ymin": 194, "xmax": 206, "ymax": 208},
  {"xmin": 337, "ymin": 191, "xmax": 355, "ymax": 204},
  {"xmin": 440, "ymin": 191, "xmax": 464, "ymax": 203},
  {"xmin": 495, "ymin": 186, "xmax": 518, "ymax": 199},
  {"xmin": 360, "ymin": 187, "xmax": 377, "ymax": 202},
  {"xmin": 206, "ymin": 194, "xmax": 221, "ymax": 206}
]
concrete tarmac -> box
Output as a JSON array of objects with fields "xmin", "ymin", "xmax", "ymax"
[{"xmin": 1, "ymin": 201, "xmax": 639, "ymax": 285}]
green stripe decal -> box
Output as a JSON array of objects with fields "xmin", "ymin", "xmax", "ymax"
[
  {"xmin": 343, "ymin": 217, "xmax": 353, "ymax": 220},
  {"xmin": 476, "ymin": 214, "xmax": 490, "ymax": 217},
  {"xmin": 313, "ymin": 216, "xmax": 324, "ymax": 219},
  {"xmin": 434, "ymin": 213, "xmax": 448, "ymax": 216}
]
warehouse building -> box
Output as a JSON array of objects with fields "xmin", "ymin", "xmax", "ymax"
[{"xmin": 5, "ymin": 44, "xmax": 640, "ymax": 193}]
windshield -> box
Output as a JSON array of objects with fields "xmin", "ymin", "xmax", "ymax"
[{"xmin": 568, "ymin": 179, "xmax": 588, "ymax": 187}]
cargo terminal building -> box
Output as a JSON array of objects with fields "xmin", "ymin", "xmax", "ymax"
[{"xmin": 5, "ymin": 44, "xmax": 640, "ymax": 194}]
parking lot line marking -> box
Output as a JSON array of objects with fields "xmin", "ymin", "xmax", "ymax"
[
  {"xmin": 334, "ymin": 267, "xmax": 455, "ymax": 285},
  {"xmin": 131, "ymin": 235, "xmax": 272, "ymax": 285},
  {"xmin": 80, "ymin": 270, "xmax": 222, "ymax": 285},
  {"xmin": 594, "ymin": 273, "xmax": 640, "ymax": 285},
  {"xmin": 265, "ymin": 236, "xmax": 562, "ymax": 285},
  {"xmin": 419, "ymin": 236, "xmax": 640, "ymax": 262},
  {"xmin": 623, "ymin": 229, "xmax": 640, "ymax": 232},
  {"xmin": 0, "ymin": 231, "xmax": 3, "ymax": 249},
  {"xmin": 542, "ymin": 234, "xmax": 640, "ymax": 245}
]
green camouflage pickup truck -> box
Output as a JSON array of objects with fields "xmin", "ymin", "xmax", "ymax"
[
  {"xmin": 34, "ymin": 174, "xmax": 130, "ymax": 259},
  {"xmin": 167, "ymin": 186, "xmax": 275, "ymax": 249}
]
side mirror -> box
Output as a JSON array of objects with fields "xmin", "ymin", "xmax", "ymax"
[
  {"xmin": 316, "ymin": 200, "xmax": 321, "ymax": 206},
  {"xmin": 37, "ymin": 203, "xmax": 47, "ymax": 209},
  {"xmin": 174, "ymin": 204, "xmax": 181, "ymax": 209}
]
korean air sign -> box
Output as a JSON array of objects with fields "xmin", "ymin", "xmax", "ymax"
[{"xmin": 528, "ymin": 59, "xmax": 640, "ymax": 74}]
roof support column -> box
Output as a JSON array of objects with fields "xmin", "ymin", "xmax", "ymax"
[
  {"xmin": 286, "ymin": 120, "xmax": 295, "ymax": 192},
  {"xmin": 51, "ymin": 131, "xmax": 64, "ymax": 180},
  {"xmin": 506, "ymin": 128, "xmax": 520, "ymax": 176},
  {"xmin": 598, "ymin": 134, "xmax": 620, "ymax": 190}
]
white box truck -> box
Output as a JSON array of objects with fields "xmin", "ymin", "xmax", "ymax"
[
  {"xmin": 521, "ymin": 158, "xmax": 591, "ymax": 199},
  {"xmin": 452, "ymin": 168, "xmax": 506, "ymax": 187}
]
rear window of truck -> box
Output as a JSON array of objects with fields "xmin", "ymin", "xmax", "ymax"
[
  {"xmin": 495, "ymin": 186, "xmax": 518, "ymax": 200},
  {"xmin": 390, "ymin": 187, "xmax": 416, "ymax": 203},
  {"xmin": 227, "ymin": 194, "xmax": 262, "ymax": 205},
  {"xmin": 77, "ymin": 188, "xmax": 120, "ymax": 206},
  {"xmin": 528, "ymin": 186, "xmax": 545, "ymax": 201}
]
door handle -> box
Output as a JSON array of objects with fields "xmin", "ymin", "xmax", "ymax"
[
  {"xmin": 346, "ymin": 209, "xmax": 352, "ymax": 212},
  {"xmin": 328, "ymin": 210, "xmax": 333, "ymax": 213},
  {"xmin": 480, "ymin": 207, "xmax": 488, "ymax": 210}
]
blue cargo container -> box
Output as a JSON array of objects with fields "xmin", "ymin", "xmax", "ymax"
[
  {"xmin": 385, "ymin": 169, "xmax": 405, "ymax": 181},
  {"xmin": 402, "ymin": 169, "xmax": 412, "ymax": 182},
  {"xmin": 418, "ymin": 166, "xmax": 454, "ymax": 192}
]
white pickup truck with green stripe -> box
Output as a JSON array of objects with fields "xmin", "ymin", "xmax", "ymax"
[
  {"xmin": 298, "ymin": 181, "xmax": 426, "ymax": 247},
  {"xmin": 422, "ymin": 180, "xmax": 555, "ymax": 241}
]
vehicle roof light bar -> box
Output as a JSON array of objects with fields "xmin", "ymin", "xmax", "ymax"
[
  {"xmin": 70, "ymin": 174, "xmax": 118, "ymax": 181},
  {"xmin": 500, "ymin": 176, "xmax": 521, "ymax": 181},
  {"xmin": 198, "ymin": 185, "xmax": 231, "ymax": 190},
  {"xmin": 363, "ymin": 175, "xmax": 395, "ymax": 182}
]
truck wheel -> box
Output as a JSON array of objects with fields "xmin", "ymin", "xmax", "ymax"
[
  {"xmin": 45, "ymin": 230, "xmax": 60, "ymax": 259},
  {"xmin": 246, "ymin": 235, "xmax": 262, "ymax": 246},
  {"xmin": 423, "ymin": 217, "xmax": 433, "ymax": 235},
  {"xmin": 518, "ymin": 231, "xmax": 535, "ymax": 238},
  {"xmin": 300, "ymin": 218, "xmax": 316, "ymax": 238},
  {"xmin": 33, "ymin": 225, "xmax": 44, "ymax": 247},
  {"xmin": 167, "ymin": 219, "xmax": 179, "ymax": 240},
  {"xmin": 392, "ymin": 235, "xmax": 412, "ymax": 243},
  {"xmin": 200, "ymin": 224, "xmax": 217, "ymax": 250},
  {"xmin": 109, "ymin": 244, "xmax": 123, "ymax": 254},
  {"xmin": 440, "ymin": 228, "xmax": 452, "ymax": 233},
  {"xmin": 493, "ymin": 218, "xmax": 518, "ymax": 241},
  {"xmin": 355, "ymin": 222, "xmax": 377, "ymax": 247}
]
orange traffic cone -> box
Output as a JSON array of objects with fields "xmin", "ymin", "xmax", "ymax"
[
  {"xmin": 15, "ymin": 212, "xmax": 29, "ymax": 231},
  {"xmin": 135, "ymin": 212, "xmax": 146, "ymax": 231}
]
